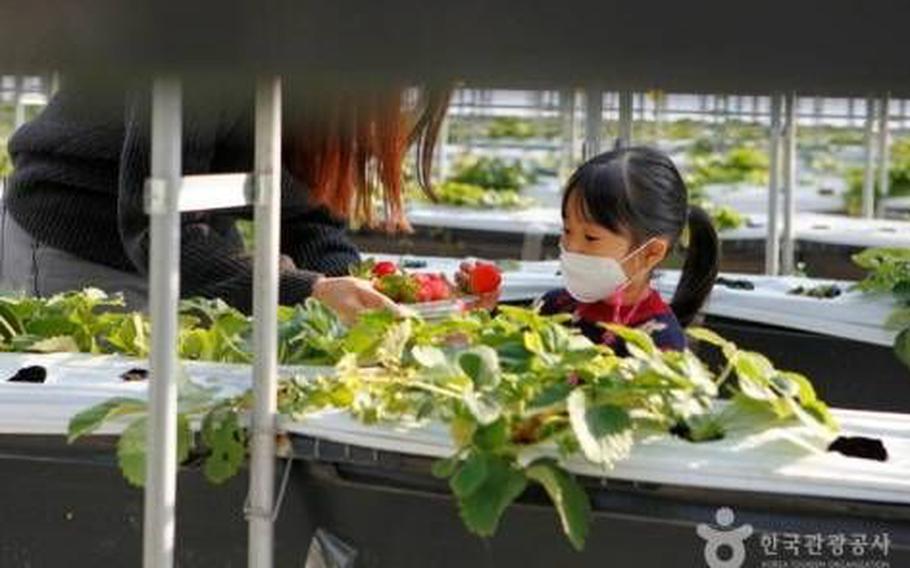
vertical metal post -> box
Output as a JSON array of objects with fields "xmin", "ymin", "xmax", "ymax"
[
  {"xmin": 876, "ymin": 93, "xmax": 890, "ymax": 218},
  {"xmin": 765, "ymin": 94, "xmax": 783, "ymax": 276},
  {"xmin": 813, "ymin": 96, "xmax": 823, "ymax": 126},
  {"xmin": 862, "ymin": 96, "xmax": 877, "ymax": 219},
  {"xmin": 583, "ymin": 87, "xmax": 602, "ymax": 159},
  {"xmin": 13, "ymin": 76, "xmax": 26, "ymax": 129},
  {"xmin": 49, "ymin": 71, "xmax": 61, "ymax": 96},
  {"xmin": 559, "ymin": 88, "xmax": 576, "ymax": 178},
  {"xmin": 144, "ymin": 77, "xmax": 182, "ymax": 568},
  {"xmin": 716, "ymin": 94, "xmax": 728, "ymax": 151},
  {"xmin": 618, "ymin": 90, "xmax": 633, "ymax": 148},
  {"xmin": 782, "ymin": 92, "xmax": 798, "ymax": 275},
  {"xmin": 248, "ymin": 76, "xmax": 282, "ymax": 568}
]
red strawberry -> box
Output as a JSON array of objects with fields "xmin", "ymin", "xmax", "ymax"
[
  {"xmin": 413, "ymin": 274, "xmax": 435, "ymax": 303},
  {"xmin": 372, "ymin": 261, "xmax": 398, "ymax": 277},
  {"xmin": 427, "ymin": 274, "xmax": 452, "ymax": 301},
  {"xmin": 468, "ymin": 262, "xmax": 502, "ymax": 295}
]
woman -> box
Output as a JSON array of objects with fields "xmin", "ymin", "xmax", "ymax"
[{"xmin": 1, "ymin": 76, "xmax": 449, "ymax": 322}]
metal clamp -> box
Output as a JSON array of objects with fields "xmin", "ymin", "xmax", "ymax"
[
  {"xmin": 243, "ymin": 451, "xmax": 294, "ymax": 523},
  {"xmin": 144, "ymin": 178, "xmax": 171, "ymax": 215},
  {"xmin": 253, "ymin": 173, "xmax": 277, "ymax": 207}
]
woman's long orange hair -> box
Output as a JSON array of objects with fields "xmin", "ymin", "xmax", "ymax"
[{"xmin": 282, "ymin": 85, "xmax": 450, "ymax": 231}]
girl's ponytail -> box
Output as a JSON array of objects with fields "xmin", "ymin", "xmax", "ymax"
[{"xmin": 671, "ymin": 205, "xmax": 719, "ymax": 327}]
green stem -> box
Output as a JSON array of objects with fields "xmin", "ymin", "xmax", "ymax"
[
  {"xmin": 359, "ymin": 374, "xmax": 463, "ymax": 399},
  {"xmin": 715, "ymin": 360, "xmax": 735, "ymax": 389}
]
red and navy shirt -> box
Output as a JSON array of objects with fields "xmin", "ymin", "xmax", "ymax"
[{"xmin": 536, "ymin": 288, "xmax": 686, "ymax": 353}]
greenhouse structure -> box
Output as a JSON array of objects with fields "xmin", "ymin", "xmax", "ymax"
[{"xmin": 0, "ymin": 1, "xmax": 908, "ymax": 567}]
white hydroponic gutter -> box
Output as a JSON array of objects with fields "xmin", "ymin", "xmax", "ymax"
[
  {"xmin": 364, "ymin": 254, "xmax": 898, "ymax": 347},
  {"xmin": 404, "ymin": 204, "xmax": 910, "ymax": 249},
  {"xmin": 0, "ymin": 352, "xmax": 907, "ymax": 506}
]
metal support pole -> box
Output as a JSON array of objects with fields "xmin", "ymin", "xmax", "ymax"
[
  {"xmin": 583, "ymin": 87, "xmax": 602, "ymax": 159},
  {"xmin": 876, "ymin": 94, "xmax": 890, "ymax": 218},
  {"xmin": 248, "ymin": 76, "xmax": 283, "ymax": 568},
  {"xmin": 143, "ymin": 77, "xmax": 182, "ymax": 568},
  {"xmin": 49, "ymin": 71, "xmax": 61, "ymax": 96},
  {"xmin": 13, "ymin": 76, "xmax": 26, "ymax": 129},
  {"xmin": 765, "ymin": 94, "xmax": 783, "ymax": 276},
  {"xmin": 781, "ymin": 93, "xmax": 798, "ymax": 275},
  {"xmin": 618, "ymin": 90, "xmax": 633, "ymax": 148},
  {"xmin": 716, "ymin": 94, "xmax": 728, "ymax": 151},
  {"xmin": 813, "ymin": 96, "xmax": 823, "ymax": 126},
  {"xmin": 862, "ymin": 96, "xmax": 877, "ymax": 219},
  {"xmin": 559, "ymin": 88, "xmax": 576, "ymax": 178}
]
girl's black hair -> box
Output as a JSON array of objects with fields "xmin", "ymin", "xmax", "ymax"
[{"xmin": 562, "ymin": 146, "xmax": 719, "ymax": 327}]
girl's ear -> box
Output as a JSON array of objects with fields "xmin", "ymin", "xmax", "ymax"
[{"xmin": 641, "ymin": 238, "xmax": 670, "ymax": 271}]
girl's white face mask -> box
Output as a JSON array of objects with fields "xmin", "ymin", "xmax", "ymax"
[{"xmin": 559, "ymin": 239, "xmax": 654, "ymax": 303}]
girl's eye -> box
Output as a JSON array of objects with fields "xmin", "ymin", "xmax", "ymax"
[{"xmin": 584, "ymin": 234, "xmax": 600, "ymax": 242}]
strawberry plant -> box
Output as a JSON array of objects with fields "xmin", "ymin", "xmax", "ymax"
[
  {"xmin": 449, "ymin": 156, "xmax": 536, "ymax": 192},
  {"xmin": 68, "ymin": 302, "xmax": 837, "ymax": 551},
  {"xmin": 852, "ymin": 248, "xmax": 910, "ymax": 368},
  {"xmin": 412, "ymin": 180, "xmax": 534, "ymax": 209}
]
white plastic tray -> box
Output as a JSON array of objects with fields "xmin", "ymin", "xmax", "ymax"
[{"xmin": 0, "ymin": 352, "xmax": 907, "ymax": 505}]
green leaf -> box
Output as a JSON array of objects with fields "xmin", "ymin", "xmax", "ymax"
[
  {"xmin": 463, "ymin": 392, "xmax": 502, "ymax": 426},
  {"xmin": 567, "ymin": 389, "xmax": 633, "ymax": 467},
  {"xmin": 29, "ymin": 335, "xmax": 80, "ymax": 353},
  {"xmin": 885, "ymin": 308, "xmax": 910, "ymax": 331},
  {"xmin": 769, "ymin": 374, "xmax": 800, "ymax": 398},
  {"xmin": 529, "ymin": 382, "xmax": 573, "ymax": 409},
  {"xmin": 800, "ymin": 399, "xmax": 839, "ymax": 432},
  {"xmin": 473, "ymin": 418, "xmax": 509, "ymax": 451},
  {"xmin": 457, "ymin": 346, "xmax": 501, "ymax": 390},
  {"xmin": 776, "ymin": 371, "xmax": 818, "ymax": 405},
  {"xmin": 732, "ymin": 351, "xmax": 778, "ymax": 401},
  {"xmin": 525, "ymin": 459, "xmax": 591, "ymax": 551},
  {"xmin": 344, "ymin": 310, "xmax": 398, "ymax": 362},
  {"xmin": 431, "ymin": 455, "xmax": 460, "ymax": 479},
  {"xmin": 450, "ymin": 414, "xmax": 477, "ymax": 447},
  {"xmin": 117, "ymin": 417, "xmax": 148, "ymax": 487},
  {"xmin": 116, "ymin": 414, "xmax": 192, "ymax": 487},
  {"xmin": 455, "ymin": 454, "xmax": 528, "ymax": 538},
  {"xmin": 67, "ymin": 397, "xmax": 147, "ymax": 443},
  {"xmin": 604, "ymin": 324, "xmax": 656, "ymax": 356},
  {"xmin": 202, "ymin": 408, "xmax": 246, "ymax": 484},
  {"xmin": 376, "ymin": 319, "xmax": 413, "ymax": 365},
  {"xmin": 686, "ymin": 327, "xmax": 733, "ymax": 350},
  {"xmin": 451, "ymin": 451, "xmax": 489, "ymax": 498},
  {"xmin": 411, "ymin": 345, "xmax": 449, "ymax": 369},
  {"xmin": 895, "ymin": 328, "xmax": 910, "ymax": 370},
  {"xmin": 522, "ymin": 330, "xmax": 545, "ymax": 355}
]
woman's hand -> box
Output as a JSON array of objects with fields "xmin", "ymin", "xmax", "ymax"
[
  {"xmin": 456, "ymin": 260, "xmax": 501, "ymax": 311},
  {"xmin": 311, "ymin": 276, "xmax": 408, "ymax": 324}
]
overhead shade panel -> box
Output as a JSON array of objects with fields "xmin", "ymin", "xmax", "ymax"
[{"xmin": 0, "ymin": 0, "xmax": 907, "ymax": 96}]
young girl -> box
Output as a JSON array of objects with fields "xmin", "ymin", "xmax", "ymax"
[{"xmin": 537, "ymin": 146, "xmax": 719, "ymax": 352}]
